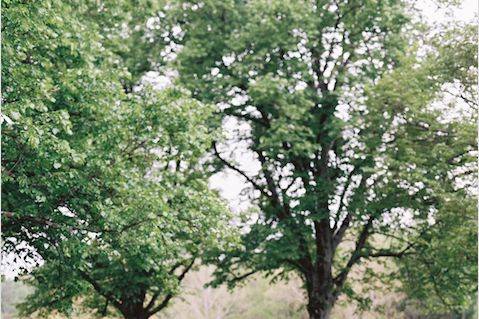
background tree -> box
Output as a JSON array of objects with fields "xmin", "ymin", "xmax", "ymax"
[
  {"xmin": 162, "ymin": 1, "xmax": 478, "ymax": 318},
  {"xmin": 2, "ymin": 1, "xmax": 234, "ymax": 318},
  {"xmin": 394, "ymin": 25, "xmax": 478, "ymax": 316}
]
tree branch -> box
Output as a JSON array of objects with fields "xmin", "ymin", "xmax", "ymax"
[
  {"xmin": 230, "ymin": 270, "xmax": 257, "ymax": 284},
  {"xmin": 333, "ymin": 216, "xmax": 374, "ymax": 292},
  {"xmin": 212, "ymin": 141, "xmax": 270, "ymax": 197},
  {"xmin": 147, "ymin": 257, "xmax": 196, "ymax": 315},
  {"xmin": 77, "ymin": 270, "xmax": 123, "ymax": 310},
  {"xmin": 333, "ymin": 174, "xmax": 367, "ymax": 248},
  {"xmin": 332, "ymin": 169, "xmax": 357, "ymax": 229}
]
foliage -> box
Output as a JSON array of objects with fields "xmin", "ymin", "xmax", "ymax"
[
  {"xmin": 160, "ymin": 0, "xmax": 478, "ymax": 317},
  {"xmin": 2, "ymin": 0, "xmax": 476, "ymax": 318},
  {"xmin": 393, "ymin": 25, "xmax": 478, "ymax": 314},
  {"xmin": 2, "ymin": 1, "xmax": 234, "ymax": 318}
]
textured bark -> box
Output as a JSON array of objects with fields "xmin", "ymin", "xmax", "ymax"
[
  {"xmin": 307, "ymin": 297, "xmax": 333, "ymax": 319},
  {"xmin": 305, "ymin": 270, "xmax": 335, "ymax": 319},
  {"xmin": 121, "ymin": 307, "xmax": 150, "ymax": 319},
  {"xmin": 119, "ymin": 302, "xmax": 150, "ymax": 319},
  {"xmin": 306, "ymin": 218, "xmax": 336, "ymax": 319}
]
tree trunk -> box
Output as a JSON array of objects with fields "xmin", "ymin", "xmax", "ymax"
[
  {"xmin": 120, "ymin": 305, "xmax": 150, "ymax": 319},
  {"xmin": 123, "ymin": 313, "xmax": 149, "ymax": 319},
  {"xmin": 306, "ymin": 273, "xmax": 336, "ymax": 319},
  {"xmin": 307, "ymin": 219, "xmax": 336, "ymax": 319},
  {"xmin": 307, "ymin": 298, "xmax": 333, "ymax": 319}
]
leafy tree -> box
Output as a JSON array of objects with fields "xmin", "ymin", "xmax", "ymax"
[
  {"xmin": 394, "ymin": 25, "xmax": 478, "ymax": 315},
  {"xmin": 2, "ymin": 1, "xmax": 234, "ymax": 318},
  {"xmin": 163, "ymin": 1, "xmax": 478, "ymax": 318}
]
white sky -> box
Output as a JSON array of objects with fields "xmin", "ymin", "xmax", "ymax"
[
  {"xmin": 417, "ymin": 0, "xmax": 477, "ymax": 23},
  {"xmin": 2, "ymin": 0, "xmax": 477, "ymax": 280}
]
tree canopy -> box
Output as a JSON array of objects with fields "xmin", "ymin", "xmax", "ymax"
[
  {"xmin": 394, "ymin": 25, "xmax": 477, "ymax": 314},
  {"xmin": 2, "ymin": 1, "xmax": 234, "ymax": 318},
  {"xmin": 1, "ymin": 1, "xmax": 476, "ymax": 319},
  {"xmin": 164, "ymin": 1, "xmax": 477, "ymax": 317}
]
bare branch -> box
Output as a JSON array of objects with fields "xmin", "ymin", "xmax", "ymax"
[
  {"xmin": 230, "ymin": 270, "xmax": 257, "ymax": 284},
  {"xmin": 212, "ymin": 141, "xmax": 270, "ymax": 199},
  {"xmin": 333, "ymin": 216, "xmax": 374, "ymax": 291},
  {"xmin": 332, "ymin": 169, "xmax": 357, "ymax": 229},
  {"xmin": 333, "ymin": 174, "xmax": 366, "ymax": 248}
]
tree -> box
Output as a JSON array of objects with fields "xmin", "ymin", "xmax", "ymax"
[
  {"xmin": 394, "ymin": 25, "xmax": 478, "ymax": 316},
  {"xmin": 164, "ymin": 1, "xmax": 477, "ymax": 318},
  {"xmin": 2, "ymin": 1, "xmax": 234, "ymax": 318}
]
